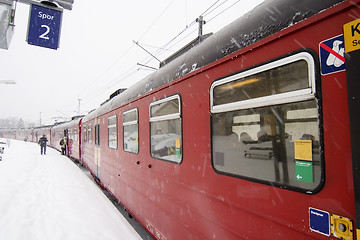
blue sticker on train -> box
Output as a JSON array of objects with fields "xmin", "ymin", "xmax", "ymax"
[
  {"xmin": 309, "ymin": 207, "xmax": 330, "ymax": 236},
  {"xmin": 319, "ymin": 35, "xmax": 346, "ymax": 75}
]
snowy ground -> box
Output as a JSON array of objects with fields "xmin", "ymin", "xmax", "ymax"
[{"xmin": 0, "ymin": 139, "xmax": 142, "ymax": 240}]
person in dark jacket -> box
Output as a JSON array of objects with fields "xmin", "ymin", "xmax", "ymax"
[
  {"xmin": 59, "ymin": 137, "xmax": 67, "ymax": 155},
  {"xmin": 39, "ymin": 135, "xmax": 48, "ymax": 155}
]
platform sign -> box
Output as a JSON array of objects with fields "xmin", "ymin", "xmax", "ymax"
[
  {"xmin": 319, "ymin": 35, "xmax": 346, "ymax": 75},
  {"xmin": 309, "ymin": 208, "xmax": 330, "ymax": 236},
  {"xmin": 27, "ymin": 4, "xmax": 63, "ymax": 50},
  {"xmin": 344, "ymin": 18, "xmax": 360, "ymax": 53}
]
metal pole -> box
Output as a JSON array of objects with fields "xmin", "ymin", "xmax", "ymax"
[
  {"xmin": 133, "ymin": 40, "xmax": 161, "ymax": 63},
  {"xmin": 196, "ymin": 15, "xmax": 206, "ymax": 37}
]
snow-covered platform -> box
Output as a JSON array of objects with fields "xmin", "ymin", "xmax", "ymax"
[{"xmin": 0, "ymin": 139, "xmax": 142, "ymax": 240}]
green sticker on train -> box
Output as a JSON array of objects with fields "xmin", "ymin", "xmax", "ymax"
[{"xmin": 295, "ymin": 160, "xmax": 313, "ymax": 183}]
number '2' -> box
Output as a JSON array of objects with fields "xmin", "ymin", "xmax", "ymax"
[{"xmin": 39, "ymin": 25, "xmax": 50, "ymax": 40}]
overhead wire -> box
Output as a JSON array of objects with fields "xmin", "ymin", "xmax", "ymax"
[
  {"xmin": 76, "ymin": 0, "xmax": 179, "ymax": 111},
  {"xmin": 86, "ymin": 0, "xmax": 230, "ymax": 93},
  {"xmin": 54, "ymin": 45, "xmax": 136, "ymax": 116},
  {"xmin": 206, "ymin": 0, "xmax": 242, "ymax": 23},
  {"xmin": 73, "ymin": 0, "xmax": 245, "ymax": 116},
  {"xmin": 202, "ymin": 0, "xmax": 229, "ymax": 18},
  {"xmin": 200, "ymin": 0, "xmax": 222, "ymax": 16},
  {"xmin": 139, "ymin": 0, "xmax": 239, "ymax": 66},
  {"xmin": 83, "ymin": 0, "xmax": 241, "ymax": 102},
  {"xmin": 125, "ymin": 0, "xmax": 241, "ymax": 92},
  {"xmin": 76, "ymin": 44, "xmax": 135, "ymax": 99},
  {"xmin": 137, "ymin": 0, "xmax": 178, "ymax": 42},
  {"xmin": 81, "ymin": 65, "xmax": 139, "ymax": 106},
  {"xmin": 140, "ymin": 23, "xmax": 196, "ymax": 66}
]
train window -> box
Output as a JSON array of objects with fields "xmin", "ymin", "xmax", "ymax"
[
  {"xmin": 88, "ymin": 124, "xmax": 92, "ymax": 144},
  {"xmin": 150, "ymin": 95, "xmax": 182, "ymax": 163},
  {"xmin": 74, "ymin": 129, "xmax": 78, "ymax": 142},
  {"xmin": 210, "ymin": 52, "xmax": 322, "ymax": 192},
  {"xmin": 83, "ymin": 126, "xmax": 87, "ymax": 143},
  {"xmin": 108, "ymin": 115, "xmax": 117, "ymax": 149},
  {"xmin": 123, "ymin": 108, "xmax": 138, "ymax": 154},
  {"xmin": 95, "ymin": 124, "xmax": 100, "ymax": 146}
]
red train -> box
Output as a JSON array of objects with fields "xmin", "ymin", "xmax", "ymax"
[
  {"xmin": 50, "ymin": 117, "xmax": 82, "ymax": 160},
  {"xmin": 3, "ymin": 0, "xmax": 360, "ymax": 239}
]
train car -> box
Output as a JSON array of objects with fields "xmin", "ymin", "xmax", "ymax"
[
  {"xmin": 1, "ymin": 128, "xmax": 32, "ymax": 141},
  {"xmin": 82, "ymin": 0, "xmax": 360, "ymax": 239},
  {"xmin": 81, "ymin": 107, "xmax": 113, "ymax": 183},
  {"xmin": 50, "ymin": 123, "xmax": 66, "ymax": 151},
  {"xmin": 0, "ymin": 129, "xmax": 16, "ymax": 140},
  {"xmin": 32, "ymin": 125, "xmax": 51, "ymax": 144},
  {"xmin": 66, "ymin": 117, "xmax": 82, "ymax": 161},
  {"xmin": 15, "ymin": 128, "xmax": 34, "ymax": 142},
  {"xmin": 50, "ymin": 117, "xmax": 82, "ymax": 161}
]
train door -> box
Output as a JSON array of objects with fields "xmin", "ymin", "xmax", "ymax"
[
  {"xmin": 64, "ymin": 129, "xmax": 69, "ymax": 156},
  {"xmin": 344, "ymin": 18, "xmax": 360, "ymax": 240},
  {"xmin": 94, "ymin": 118, "xmax": 101, "ymax": 181},
  {"xmin": 78, "ymin": 119, "xmax": 82, "ymax": 161}
]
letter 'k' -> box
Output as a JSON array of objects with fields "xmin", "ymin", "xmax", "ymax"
[{"xmin": 351, "ymin": 23, "xmax": 360, "ymax": 37}]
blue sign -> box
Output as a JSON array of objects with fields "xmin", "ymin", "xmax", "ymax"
[
  {"xmin": 27, "ymin": 4, "xmax": 62, "ymax": 50},
  {"xmin": 309, "ymin": 207, "xmax": 330, "ymax": 236},
  {"xmin": 319, "ymin": 35, "xmax": 346, "ymax": 75}
]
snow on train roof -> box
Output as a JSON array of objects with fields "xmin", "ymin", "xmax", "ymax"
[
  {"xmin": 52, "ymin": 117, "xmax": 81, "ymax": 129},
  {"xmin": 83, "ymin": 0, "xmax": 345, "ymax": 121}
]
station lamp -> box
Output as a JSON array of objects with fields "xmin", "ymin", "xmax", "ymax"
[{"xmin": 42, "ymin": 0, "xmax": 74, "ymax": 10}]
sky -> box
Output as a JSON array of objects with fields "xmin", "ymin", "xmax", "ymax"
[
  {"xmin": 0, "ymin": 138, "xmax": 142, "ymax": 239},
  {"xmin": 0, "ymin": 0, "xmax": 264, "ymax": 126}
]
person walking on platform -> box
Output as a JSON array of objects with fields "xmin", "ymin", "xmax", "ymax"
[{"xmin": 39, "ymin": 135, "xmax": 48, "ymax": 155}]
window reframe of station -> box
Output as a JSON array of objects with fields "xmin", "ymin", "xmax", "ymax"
[
  {"xmin": 123, "ymin": 108, "xmax": 139, "ymax": 154},
  {"xmin": 108, "ymin": 115, "xmax": 118, "ymax": 150},
  {"xmin": 210, "ymin": 51, "xmax": 324, "ymax": 193},
  {"xmin": 149, "ymin": 94, "xmax": 183, "ymax": 164}
]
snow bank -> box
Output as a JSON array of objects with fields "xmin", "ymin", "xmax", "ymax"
[{"xmin": 0, "ymin": 139, "xmax": 142, "ymax": 240}]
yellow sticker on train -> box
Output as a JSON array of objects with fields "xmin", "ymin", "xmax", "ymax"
[
  {"xmin": 344, "ymin": 18, "xmax": 360, "ymax": 53},
  {"xmin": 175, "ymin": 138, "xmax": 181, "ymax": 148},
  {"xmin": 294, "ymin": 140, "xmax": 312, "ymax": 161}
]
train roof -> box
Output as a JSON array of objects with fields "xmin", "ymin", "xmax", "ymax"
[
  {"xmin": 52, "ymin": 117, "xmax": 81, "ymax": 130},
  {"xmin": 83, "ymin": 0, "xmax": 344, "ymax": 121}
]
